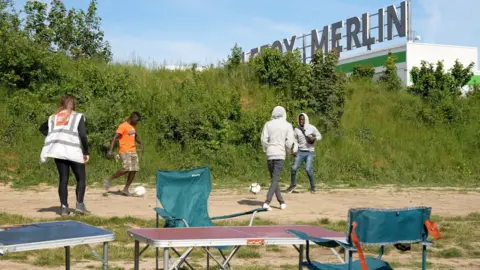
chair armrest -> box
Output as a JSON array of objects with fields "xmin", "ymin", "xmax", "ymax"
[
  {"xmin": 154, "ymin": 207, "xmax": 190, "ymax": 227},
  {"xmin": 286, "ymin": 229, "xmax": 352, "ymax": 250},
  {"xmin": 211, "ymin": 208, "xmax": 267, "ymax": 220},
  {"xmin": 154, "ymin": 207, "xmax": 176, "ymax": 219}
]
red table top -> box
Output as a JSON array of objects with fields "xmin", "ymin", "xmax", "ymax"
[{"xmin": 128, "ymin": 225, "xmax": 345, "ymax": 241}]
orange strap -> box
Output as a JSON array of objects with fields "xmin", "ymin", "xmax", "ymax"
[
  {"xmin": 351, "ymin": 221, "xmax": 368, "ymax": 270},
  {"xmin": 425, "ymin": 220, "xmax": 441, "ymax": 240}
]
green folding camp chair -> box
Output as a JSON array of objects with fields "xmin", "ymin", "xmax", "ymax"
[
  {"xmin": 153, "ymin": 166, "xmax": 267, "ymax": 270},
  {"xmin": 287, "ymin": 206, "xmax": 440, "ymax": 270}
]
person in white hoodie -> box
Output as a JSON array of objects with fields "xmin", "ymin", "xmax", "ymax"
[
  {"xmin": 286, "ymin": 113, "xmax": 321, "ymax": 194},
  {"xmin": 261, "ymin": 106, "xmax": 297, "ymax": 210}
]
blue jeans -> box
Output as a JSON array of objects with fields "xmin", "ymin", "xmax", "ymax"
[{"xmin": 291, "ymin": 151, "xmax": 315, "ymax": 187}]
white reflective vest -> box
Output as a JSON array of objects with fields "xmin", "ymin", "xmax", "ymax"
[{"xmin": 40, "ymin": 111, "xmax": 85, "ymax": 164}]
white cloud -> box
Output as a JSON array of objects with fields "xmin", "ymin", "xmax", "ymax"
[{"xmin": 415, "ymin": 0, "xmax": 480, "ymax": 46}]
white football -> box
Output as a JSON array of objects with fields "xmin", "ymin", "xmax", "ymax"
[
  {"xmin": 249, "ymin": 183, "xmax": 261, "ymax": 194},
  {"xmin": 134, "ymin": 186, "xmax": 146, "ymax": 196}
]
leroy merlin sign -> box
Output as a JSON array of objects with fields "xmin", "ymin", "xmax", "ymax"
[{"xmin": 243, "ymin": 0, "xmax": 411, "ymax": 63}]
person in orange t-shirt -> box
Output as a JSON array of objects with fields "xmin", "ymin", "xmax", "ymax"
[{"xmin": 103, "ymin": 112, "xmax": 143, "ymax": 196}]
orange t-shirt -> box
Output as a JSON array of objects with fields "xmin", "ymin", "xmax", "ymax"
[{"xmin": 116, "ymin": 122, "xmax": 136, "ymax": 154}]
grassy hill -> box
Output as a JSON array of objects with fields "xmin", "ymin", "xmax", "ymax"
[
  {"xmin": 1, "ymin": 0, "xmax": 479, "ymax": 189},
  {"xmin": 1, "ymin": 64, "xmax": 479, "ymax": 189}
]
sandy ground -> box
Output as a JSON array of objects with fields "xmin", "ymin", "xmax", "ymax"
[
  {"xmin": 0, "ymin": 184, "xmax": 479, "ymax": 222},
  {"xmin": 0, "ymin": 183, "xmax": 479, "ymax": 269}
]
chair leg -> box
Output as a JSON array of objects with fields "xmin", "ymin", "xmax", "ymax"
[
  {"xmin": 422, "ymin": 245, "xmax": 427, "ymax": 270},
  {"xmin": 219, "ymin": 249, "xmax": 233, "ymax": 269},
  {"xmin": 298, "ymin": 244, "xmax": 304, "ymax": 270},
  {"xmin": 348, "ymin": 250, "xmax": 353, "ymax": 270}
]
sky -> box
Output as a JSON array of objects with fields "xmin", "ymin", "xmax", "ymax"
[{"xmin": 12, "ymin": 0, "xmax": 480, "ymax": 67}]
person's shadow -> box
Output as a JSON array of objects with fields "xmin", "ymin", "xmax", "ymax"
[
  {"xmin": 237, "ymin": 199, "xmax": 263, "ymax": 206},
  {"xmin": 104, "ymin": 190, "xmax": 127, "ymax": 196},
  {"xmin": 102, "ymin": 190, "xmax": 142, "ymax": 197},
  {"xmin": 237, "ymin": 199, "xmax": 280, "ymax": 209},
  {"xmin": 37, "ymin": 206, "xmax": 63, "ymax": 215}
]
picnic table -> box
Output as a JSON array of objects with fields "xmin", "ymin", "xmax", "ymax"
[
  {"xmin": 0, "ymin": 221, "xmax": 114, "ymax": 270},
  {"xmin": 128, "ymin": 225, "xmax": 347, "ymax": 270}
]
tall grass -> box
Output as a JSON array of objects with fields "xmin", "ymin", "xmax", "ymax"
[{"xmin": 1, "ymin": 63, "xmax": 479, "ymax": 189}]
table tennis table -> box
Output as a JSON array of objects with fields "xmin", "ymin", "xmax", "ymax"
[
  {"xmin": 0, "ymin": 220, "xmax": 114, "ymax": 270},
  {"xmin": 128, "ymin": 225, "xmax": 347, "ymax": 270}
]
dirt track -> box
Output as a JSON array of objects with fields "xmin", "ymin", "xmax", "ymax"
[
  {"xmin": 1, "ymin": 184, "xmax": 480, "ymax": 269},
  {"xmin": 1, "ymin": 183, "xmax": 479, "ymax": 221}
]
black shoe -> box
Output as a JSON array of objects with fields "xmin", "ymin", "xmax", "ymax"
[
  {"xmin": 310, "ymin": 187, "xmax": 317, "ymax": 194},
  {"xmin": 286, "ymin": 185, "xmax": 297, "ymax": 193},
  {"xmin": 61, "ymin": 205, "xmax": 69, "ymax": 216}
]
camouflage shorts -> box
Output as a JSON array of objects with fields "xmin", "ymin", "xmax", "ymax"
[{"xmin": 120, "ymin": 152, "xmax": 139, "ymax": 172}]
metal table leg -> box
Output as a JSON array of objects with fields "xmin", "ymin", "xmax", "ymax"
[
  {"xmin": 298, "ymin": 244, "xmax": 304, "ymax": 270},
  {"xmin": 164, "ymin": 248, "xmax": 169, "ymax": 270},
  {"xmin": 103, "ymin": 242, "xmax": 108, "ymax": 270},
  {"xmin": 65, "ymin": 246, "xmax": 70, "ymax": 270},
  {"xmin": 206, "ymin": 247, "xmax": 210, "ymax": 270},
  {"xmin": 134, "ymin": 240, "xmax": 139, "ymax": 270}
]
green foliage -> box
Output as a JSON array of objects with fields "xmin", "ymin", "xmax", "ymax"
[
  {"xmin": 225, "ymin": 43, "xmax": 244, "ymax": 69},
  {"xmin": 351, "ymin": 64, "xmax": 375, "ymax": 80},
  {"xmin": 10, "ymin": 0, "xmax": 110, "ymax": 61},
  {"xmin": 409, "ymin": 60, "xmax": 474, "ymax": 101},
  {"xmin": 378, "ymin": 51, "xmax": 402, "ymax": 91},
  {"xmin": 248, "ymin": 47, "xmax": 312, "ymax": 113},
  {"xmin": 408, "ymin": 59, "xmax": 475, "ymax": 124},
  {"xmin": 248, "ymin": 47, "xmax": 345, "ymax": 131},
  {"xmin": 1, "ymin": 2, "xmax": 480, "ymax": 190},
  {"xmin": 249, "ymin": 47, "xmax": 287, "ymax": 87},
  {"xmin": 309, "ymin": 49, "xmax": 346, "ymax": 131}
]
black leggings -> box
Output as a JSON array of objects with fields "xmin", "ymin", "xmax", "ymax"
[{"xmin": 54, "ymin": 159, "xmax": 86, "ymax": 207}]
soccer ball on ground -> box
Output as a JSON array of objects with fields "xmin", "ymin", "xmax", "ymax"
[
  {"xmin": 133, "ymin": 186, "xmax": 146, "ymax": 196},
  {"xmin": 249, "ymin": 183, "xmax": 261, "ymax": 194}
]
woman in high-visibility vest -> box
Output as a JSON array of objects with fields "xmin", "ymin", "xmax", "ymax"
[{"xmin": 39, "ymin": 94, "xmax": 90, "ymax": 216}]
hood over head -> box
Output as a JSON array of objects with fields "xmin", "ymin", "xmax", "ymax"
[
  {"xmin": 298, "ymin": 112, "xmax": 310, "ymax": 128},
  {"xmin": 271, "ymin": 106, "xmax": 287, "ymax": 120}
]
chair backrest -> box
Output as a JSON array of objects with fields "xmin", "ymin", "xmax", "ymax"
[
  {"xmin": 346, "ymin": 206, "xmax": 432, "ymax": 246},
  {"xmin": 156, "ymin": 166, "xmax": 214, "ymax": 228}
]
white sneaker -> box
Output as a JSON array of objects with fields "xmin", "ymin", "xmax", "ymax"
[
  {"xmin": 262, "ymin": 203, "xmax": 271, "ymax": 211},
  {"xmin": 280, "ymin": 203, "xmax": 287, "ymax": 210}
]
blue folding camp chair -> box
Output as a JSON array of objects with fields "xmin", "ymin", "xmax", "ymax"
[
  {"xmin": 287, "ymin": 206, "xmax": 440, "ymax": 270},
  {"xmin": 153, "ymin": 166, "xmax": 267, "ymax": 270}
]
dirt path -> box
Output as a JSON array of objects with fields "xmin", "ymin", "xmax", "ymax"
[
  {"xmin": 0, "ymin": 183, "xmax": 479, "ymax": 221},
  {"xmin": 1, "ymin": 184, "xmax": 479, "ymax": 269}
]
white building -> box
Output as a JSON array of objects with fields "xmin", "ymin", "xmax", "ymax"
[{"xmin": 337, "ymin": 42, "xmax": 480, "ymax": 87}]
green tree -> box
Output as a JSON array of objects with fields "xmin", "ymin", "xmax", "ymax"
[
  {"xmin": 409, "ymin": 60, "xmax": 474, "ymax": 102},
  {"xmin": 378, "ymin": 51, "xmax": 402, "ymax": 91},
  {"xmin": 248, "ymin": 47, "xmax": 311, "ymax": 113},
  {"xmin": 225, "ymin": 43, "xmax": 243, "ymax": 69},
  {"xmin": 351, "ymin": 64, "xmax": 375, "ymax": 81},
  {"xmin": 450, "ymin": 60, "xmax": 475, "ymax": 93},
  {"xmin": 249, "ymin": 46, "xmax": 285, "ymax": 87},
  {"xmin": 75, "ymin": 0, "xmax": 112, "ymax": 61},
  {"xmin": 48, "ymin": 0, "xmax": 75, "ymax": 54},
  {"xmin": 309, "ymin": 49, "xmax": 346, "ymax": 131},
  {"xmin": 23, "ymin": 0, "xmax": 52, "ymax": 46},
  {"xmin": 20, "ymin": 0, "xmax": 111, "ymax": 61}
]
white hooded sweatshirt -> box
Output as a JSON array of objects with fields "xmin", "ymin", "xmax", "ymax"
[
  {"xmin": 294, "ymin": 113, "xmax": 322, "ymax": 152},
  {"xmin": 261, "ymin": 106, "xmax": 297, "ymax": 160}
]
